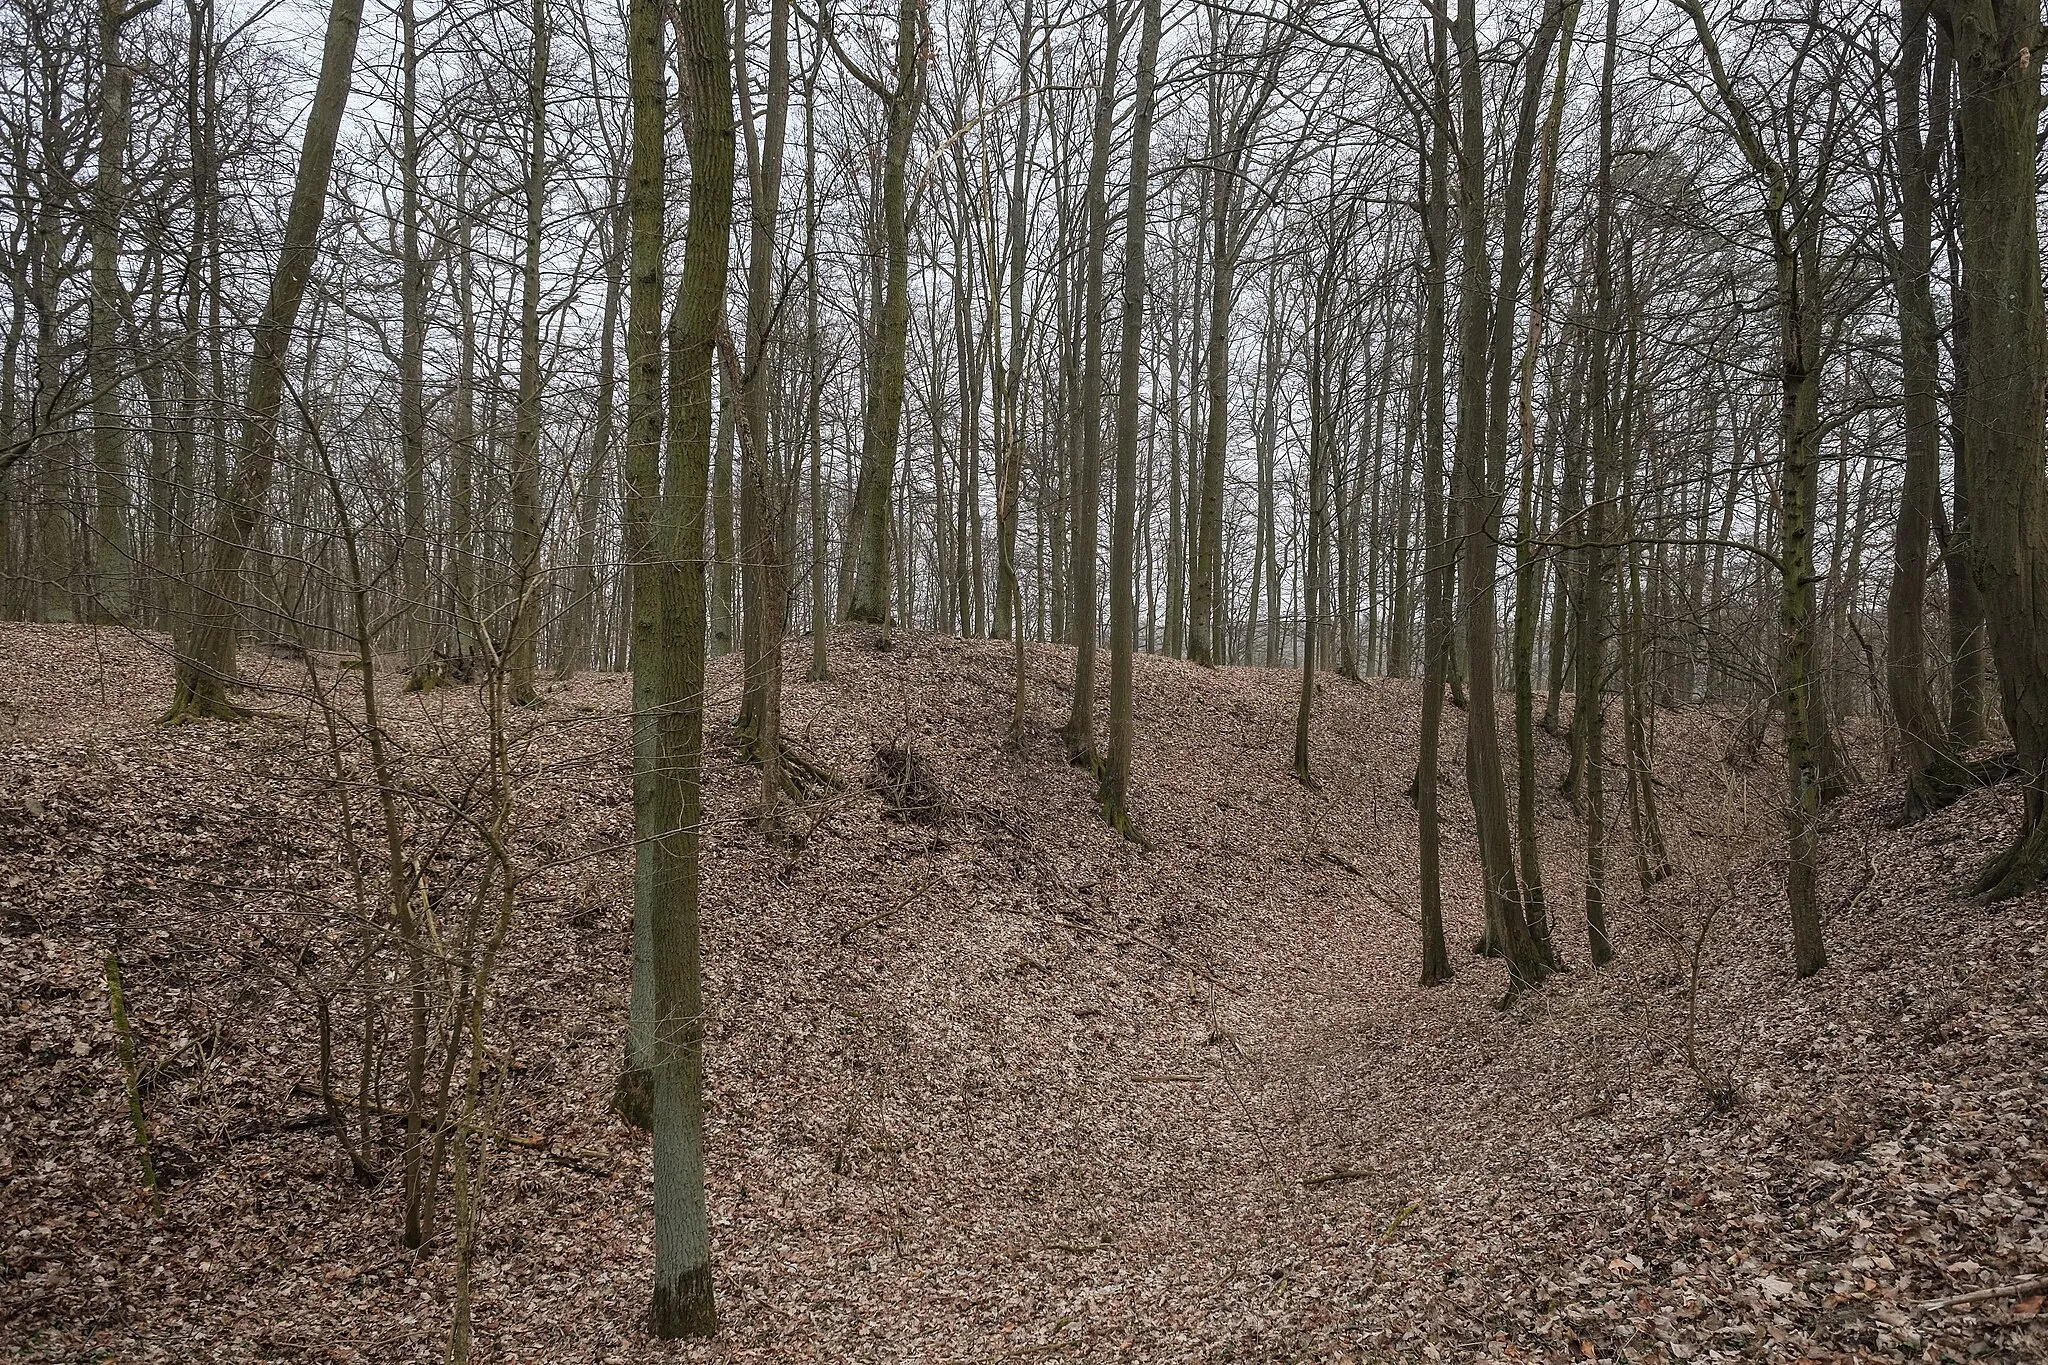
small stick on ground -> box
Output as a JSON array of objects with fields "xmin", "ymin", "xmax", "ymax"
[{"xmin": 1913, "ymin": 1275, "xmax": 2048, "ymax": 1311}]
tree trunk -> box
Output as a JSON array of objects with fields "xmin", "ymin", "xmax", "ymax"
[
  {"xmin": 88, "ymin": 0, "xmax": 134, "ymax": 621},
  {"xmin": 843, "ymin": 0, "xmax": 922, "ymax": 625},
  {"xmin": 165, "ymin": 0, "xmax": 366, "ymax": 721},
  {"xmin": 805, "ymin": 48, "xmax": 830, "ymax": 683},
  {"xmin": 1578, "ymin": 0, "xmax": 1621, "ymax": 967},
  {"xmin": 644, "ymin": 0, "xmax": 729, "ymax": 1329},
  {"xmin": 1100, "ymin": 0, "xmax": 1157, "ymax": 839},
  {"xmin": 559, "ymin": 195, "xmax": 624, "ymax": 680},
  {"xmin": 1940, "ymin": 0, "xmax": 2048, "ymax": 898},
  {"xmin": 735, "ymin": 0, "xmax": 792, "ymax": 821},
  {"xmin": 1506, "ymin": 0, "xmax": 1574, "ymax": 974},
  {"xmin": 1453, "ymin": 0, "xmax": 1543, "ymax": 990},
  {"xmin": 1416, "ymin": 20, "xmax": 1454, "ymax": 989},
  {"xmin": 1063, "ymin": 0, "xmax": 1120, "ymax": 765},
  {"xmin": 396, "ymin": 0, "xmax": 429, "ymax": 670},
  {"xmin": 993, "ymin": 0, "xmax": 1032, "ymax": 650},
  {"xmin": 506, "ymin": 0, "xmax": 549, "ymax": 706}
]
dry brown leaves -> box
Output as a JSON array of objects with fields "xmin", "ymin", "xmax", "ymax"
[{"xmin": 1, "ymin": 622, "xmax": 2041, "ymax": 1363}]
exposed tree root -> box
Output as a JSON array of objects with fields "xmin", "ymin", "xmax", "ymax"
[
  {"xmin": 1896, "ymin": 749, "xmax": 1988, "ymax": 825},
  {"xmin": 160, "ymin": 681, "xmax": 251, "ymax": 725},
  {"xmin": 1094, "ymin": 781, "xmax": 1151, "ymax": 850},
  {"xmin": 610, "ymin": 1064, "xmax": 652, "ymax": 1133},
  {"xmin": 1972, "ymin": 807, "xmax": 2048, "ymax": 902}
]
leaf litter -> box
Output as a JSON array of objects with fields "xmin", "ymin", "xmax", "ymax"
[{"xmin": 0, "ymin": 622, "xmax": 2042, "ymax": 1362}]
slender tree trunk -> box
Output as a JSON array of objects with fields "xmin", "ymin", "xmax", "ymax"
[
  {"xmin": 1388, "ymin": 329, "xmax": 1421, "ymax": 678},
  {"xmin": 1189, "ymin": 20, "xmax": 1240, "ymax": 669},
  {"xmin": 1579, "ymin": 0, "xmax": 1621, "ymax": 967},
  {"xmin": 1453, "ymin": 0, "xmax": 1543, "ymax": 989},
  {"xmin": 842, "ymin": 0, "xmax": 922, "ymax": 625},
  {"xmin": 1511, "ymin": 0, "xmax": 1577, "ymax": 969},
  {"xmin": 1677, "ymin": 0, "xmax": 1832, "ymax": 975},
  {"xmin": 734, "ymin": 0, "xmax": 792, "ymax": 820},
  {"xmin": 993, "ymin": 0, "xmax": 1033, "ymax": 649},
  {"xmin": 449, "ymin": 143, "xmax": 480, "ymax": 658},
  {"xmin": 165, "ymin": 0, "xmax": 366, "ymax": 720},
  {"xmin": 1775, "ymin": 220, "xmax": 1827, "ymax": 975},
  {"xmin": 560, "ymin": 197, "xmax": 625, "ymax": 680},
  {"xmin": 1621, "ymin": 529, "xmax": 1671, "ymax": 885},
  {"xmin": 711, "ymin": 392, "xmax": 735, "ymax": 656},
  {"xmin": 1295, "ymin": 270, "xmax": 1334, "ymax": 787},
  {"xmin": 88, "ymin": 0, "xmax": 134, "ymax": 620},
  {"xmin": 645, "ymin": 0, "xmax": 730, "ymax": 1329},
  {"xmin": 1500, "ymin": 0, "xmax": 1573, "ymax": 973},
  {"xmin": 397, "ymin": 0, "xmax": 429, "ymax": 670},
  {"xmin": 805, "ymin": 49, "xmax": 829, "ymax": 684},
  {"xmin": 1248, "ymin": 395, "xmax": 1269, "ymax": 663},
  {"xmin": 1100, "ymin": 0, "xmax": 1158, "ymax": 838},
  {"xmin": 1890, "ymin": 1, "xmax": 1974, "ymax": 817},
  {"xmin": 506, "ymin": 0, "xmax": 549, "ymax": 706},
  {"xmin": 1416, "ymin": 24, "xmax": 1454, "ymax": 989},
  {"xmin": 1063, "ymin": 0, "xmax": 1120, "ymax": 765}
]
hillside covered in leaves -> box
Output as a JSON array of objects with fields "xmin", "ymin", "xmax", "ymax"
[{"xmin": 2, "ymin": 623, "xmax": 2042, "ymax": 1362}]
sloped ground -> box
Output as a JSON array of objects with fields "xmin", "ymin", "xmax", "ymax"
[{"xmin": 1, "ymin": 621, "xmax": 2042, "ymax": 1363}]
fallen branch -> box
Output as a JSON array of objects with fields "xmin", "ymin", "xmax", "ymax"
[
  {"xmin": 985, "ymin": 903, "xmax": 1243, "ymax": 995},
  {"xmin": 837, "ymin": 868, "xmax": 941, "ymax": 944},
  {"xmin": 1300, "ymin": 1167, "xmax": 1373, "ymax": 1187},
  {"xmin": 1316, "ymin": 848, "xmax": 1366, "ymax": 878},
  {"xmin": 1316, "ymin": 850, "xmax": 1421, "ymax": 924},
  {"xmin": 288, "ymin": 1082, "xmax": 610, "ymax": 1179},
  {"xmin": 1055, "ymin": 911, "xmax": 1245, "ymax": 996},
  {"xmin": 1912, "ymin": 1275, "xmax": 2048, "ymax": 1311}
]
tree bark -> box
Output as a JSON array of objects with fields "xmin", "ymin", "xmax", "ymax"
[
  {"xmin": 644, "ymin": 0, "xmax": 730, "ymax": 1330},
  {"xmin": 1578, "ymin": 0, "xmax": 1621, "ymax": 967},
  {"xmin": 1416, "ymin": 22, "xmax": 1454, "ymax": 990},
  {"xmin": 1063, "ymin": 0, "xmax": 1121, "ymax": 766},
  {"xmin": 88, "ymin": 0, "xmax": 134, "ymax": 620},
  {"xmin": 1100, "ymin": 0, "xmax": 1158, "ymax": 839},
  {"xmin": 1938, "ymin": 0, "xmax": 2048, "ymax": 898},
  {"xmin": 506, "ymin": 0, "xmax": 549, "ymax": 707},
  {"xmin": 734, "ymin": 0, "xmax": 792, "ymax": 821},
  {"xmin": 1453, "ymin": 0, "xmax": 1543, "ymax": 990},
  {"xmin": 1889, "ymin": 0, "xmax": 1967, "ymax": 822},
  {"xmin": 841, "ymin": 0, "xmax": 923, "ymax": 625},
  {"xmin": 165, "ymin": 0, "xmax": 366, "ymax": 721}
]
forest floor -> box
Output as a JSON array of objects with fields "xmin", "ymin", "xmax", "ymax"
[{"xmin": 2, "ymin": 621, "xmax": 2044, "ymax": 1364}]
